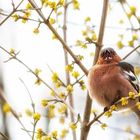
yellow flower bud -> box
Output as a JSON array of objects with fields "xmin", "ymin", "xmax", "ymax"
[{"xmin": 33, "ymin": 112, "xmax": 41, "ymax": 121}]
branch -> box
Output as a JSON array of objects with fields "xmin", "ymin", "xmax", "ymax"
[
  {"xmin": 0, "ymin": 131, "xmax": 9, "ymax": 140},
  {"xmin": 0, "ymin": 87, "xmax": 31, "ymax": 138},
  {"xmin": 0, "ymin": 0, "xmax": 24, "ymax": 25},
  {"xmin": 80, "ymin": 0, "xmax": 109, "ymax": 140},
  {"xmin": 0, "ymin": 46, "xmax": 79, "ymax": 122},
  {"xmin": 27, "ymin": 0, "xmax": 88, "ymax": 75},
  {"xmin": 63, "ymin": 1, "xmax": 77, "ymax": 140},
  {"xmin": 122, "ymin": 45, "xmax": 140, "ymax": 60},
  {"xmin": 87, "ymin": 94, "xmax": 140, "ymax": 127}
]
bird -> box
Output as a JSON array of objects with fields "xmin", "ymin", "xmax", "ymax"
[{"xmin": 88, "ymin": 47, "xmax": 140, "ymax": 117}]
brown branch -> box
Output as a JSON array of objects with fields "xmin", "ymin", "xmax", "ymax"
[
  {"xmin": 27, "ymin": 0, "xmax": 88, "ymax": 76},
  {"xmin": 63, "ymin": 1, "xmax": 77, "ymax": 140},
  {"xmin": 0, "ymin": 12, "xmax": 42, "ymax": 23},
  {"xmin": 122, "ymin": 45, "xmax": 140, "ymax": 60},
  {"xmin": 0, "ymin": 46, "xmax": 80, "ymax": 122},
  {"xmin": 119, "ymin": 2, "xmax": 134, "ymax": 29},
  {"xmin": 0, "ymin": 87, "xmax": 31, "ymax": 138},
  {"xmin": 0, "ymin": 131, "xmax": 9, "ymax": 140},
  {"xmin": 0, "ymin": 0, "xmax": 24, "ymax": 25},
  {"xmin": 80, "ymin": 0, "xmax": 109, "ymax": 140},
  {"xmin": 88, "ymin": 94, "xmax": 140, "ymax": 127}
]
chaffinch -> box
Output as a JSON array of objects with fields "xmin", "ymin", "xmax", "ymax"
[{"xmin": 88, "ymin": 48, "xmax": 140, "ymax": 117}]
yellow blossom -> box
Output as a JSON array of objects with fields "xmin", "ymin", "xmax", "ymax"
[
  {"xmin": 33, "ymin": 28, "xmax": 39, "ymax": 34},
  {"xmin": 128, "ymin": 40, "xmax": 134, "ymax": 47},
  {"xmin": 25, "ymin": 11, "xmax": 31, "ymax": 17},
  {"xmin": 79, "ymin": 80, "xmax": 86, "ymax": 90},
  {"xmin": 33, "ymin": 112, "xmax": 41, "ymax": 121},
  {"xmin": 73, "ymin": 0, "xmax": 80, "ymax": 10},
  {"xmin": 41, "ymin": 99, "xmax": 48, "ymax": 107},
  {"xmin": 41, "ymin": 135, "xmax": 52, "ymax": 140},
  {"xmin": 65, "ymin": 64, "xmax": 74, "ymax": 72},
  {"xmin": 132, "ymin": 34, "xmax": 138, "ymax": 41},
  {"xmin": 52, "ymin": 33, "xmax": 57, "ymax": 40},
  {"xmin": 25, "ymin": 108, "xmax": 33, "ymax": 117},
  {"xmin": 85, "ymin": 17, "xmax": 91, "ymax": 23},
  {"xmin": 129, "ymin": 92, "xmax": 135, "ymax": 99},
  {"xmin": 59, "ymin": 0, "xmax": 65, "ymax": 6},
  {"xmin": 92, "ymin": 33, "xmax": 97, "ymax": 41},
  {"xmin": 58, "ymin": 92, "xmax": 65, "ymax": 99},
  {"xmin": 101, "ymin": 123, "xmax": 107, "ymax": 130},
  {"xmin": 48, "ymin": 105, "xmax": 55, "ymax": 118},
  {"xmin": 49, "ymin": 18, "xmax": 55, "ymax": 25},
  {"xmin": 76, "ymin": 40, "xmax": 87, "ymax": 48},
  {"xmin": 72, "ymin": 71, "xmax": 80, "ymax": 79},
  {"xmin": 104, "ymin": 110, "xmax": 112, "ymax": 117},
  {"xmin": 48, "ymin": 1, "xmax": 56, "ymax": 9},
  {"xmin": 41, "ymin": 0, "xmax": 48, "ymax": 5},
  {"xmin": 34, "ymin": 68, "xmax": 41, "ymax": 75},
  {"xmin": 57, "ymin": 11, "xmax": 62, "ymax": 16},
  {"xmin": 136, "ymin": 102, "xmax": 140, "ymax": 110},
  {"xmin": 82, "ymin": 30, "xmax": 87, "ymax": 36},
  {"xmin": 35, "ymin": 78, "xmax": 42, "ymax": 85},
  {"xmin": 21, "ymin": 12, "xmax": 31, "ymax": 23},
  {"xmin": 49, "ymin": 104, "xmax": 55, "ymax": 109},
  {"xmin": 117, "ymin": 40, "xmax": 124, "ymax": 49},
  {"xmin": 51, "ymin": 130, "xmax": 58, "ymax": 138},
  {"xmin": 121, "ymin": 97, "xmax": 128, "ymax": 106},
  {"xmin": 126, "ymin": 12, "xmax": 132, "ymax": 19},
  {"xmin": 69, "ymin": 122, "xmax": 77, "ymax": 130},
  {"xmin": 51, "ymin": 72, "xmax": 58, "ymax": 82},
  {"xmin": 58, "ymin": 104, "xmax": 67, "ymax": 114},
  {"xmin": 26, "ymin": 3, "xmax": 32, "ymax": 9},
  {"xmin": 130, "ymin": 6, "xmax": 136, "ymax": 14},
  {"xmin": 22, "ymin": 18, "xmax": 27, "ymax": 23},
  {"xmin": 36, "ymin": 128, "xmax": 43, "ymax": 139},
  {"xmin": 60, "ymin": 129, "xmax": 68, "ymax": 138},
  {"xmin": 110, "ymin": 105, "xmax": 117, "ymax": 111},
  {"xmin": 55, "ymin": 81, "xmax": 62, "ymax": 88},
  {"xmin": 66, "ymin": 84, "xmax": 73, "ymax": 93},
  {"xmin": 50, "ymin": 90, "xmax": 55, "ymax": 96},
  {"xmin": 12, "ymin": 14, "xmax": 19, "ymax": 21},
  {"xmin": 77, "ymin": 55, "xmax": 84, "ymax": 61},
  {"xmin": 9, "ymin": 48, "xmax": 15, "ymax": 55},
  {"xmin": 3, "ymin": 103, "xmax": 11, "ymax": 113}
]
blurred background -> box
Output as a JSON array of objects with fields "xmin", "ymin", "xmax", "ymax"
[{"xmin": 0, "ymin": 0, "xmax": 140, "ymax": 140}]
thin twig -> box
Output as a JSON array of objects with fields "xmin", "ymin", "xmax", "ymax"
[
  {"xmin": 122, "ymin": 45, "xmax": 140, "ymax": 60},
  {"xmin": 0, "ymin": 87, "xmax": 31, "ymax": 137},
  {"xmin": 0, "ymin": 46, "xmax": 79, "ymax": 122},
  {"xmin": 0, "ymin": 0, "xmax": 24, "ymax": 25},
  {"xmin": 0, "ymin": 12, "xmax": 43, "ymax": 23},
  {"xmin": 72, "ymin": 74, "xmax": 85, "ymax": 86},
  {"xmin": 0, "ymin": 131, "xmax": 9, "ymax": 140},
  {"xmin": 63, "ymin": 0, "xmax": 77, "ymax": 140},
  {"xmin": 28, "ymin": 0, "xmax": 88, "ymax": 75},
  {"xmin": 87, "ymin": 94, "xmax": 140, "ymax": 127},
  {"xmin": 47, "ymin": 64, "xmax": 66, "ymax": 87}
]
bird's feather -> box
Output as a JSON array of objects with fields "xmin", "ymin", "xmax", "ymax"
[{"xmin": 118, "ymin": 61, "xmax": 139, "ymax": 93}]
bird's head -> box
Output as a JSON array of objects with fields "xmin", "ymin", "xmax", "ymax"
[{"xmin": 97, "ymin": 48, "xmax": 121, "ymax": 64}]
